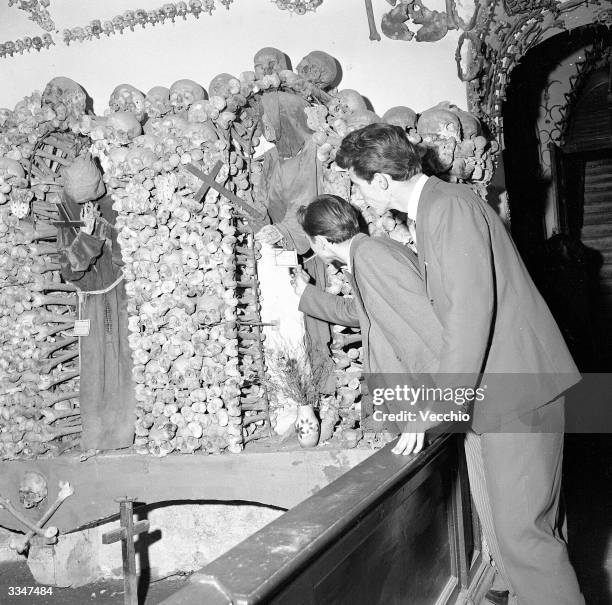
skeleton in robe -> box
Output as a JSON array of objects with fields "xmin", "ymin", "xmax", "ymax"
[
  {"xmin": 56, "ymin": 154, "xmax": 135, "ymax": 451},
  {"xmin": 254, "ymin": 90, "xmax": 338, "ymax": 393}
]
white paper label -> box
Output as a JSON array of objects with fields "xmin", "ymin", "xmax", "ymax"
[
  {"xmin": 274, "ymin": 250, "xmax": 298, "ymax": 267},
  {"xmin": 73, "ymin": 319, "xmax": 91, "ymax": 337}
]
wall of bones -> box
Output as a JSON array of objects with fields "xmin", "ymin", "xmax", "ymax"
[{"xmin": 0, "ymin": 0, "xmax": 502, "ymax": 461}]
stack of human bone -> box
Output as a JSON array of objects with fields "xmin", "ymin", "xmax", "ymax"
[
  {"xmin": 0, "ymin": 49, "xmax": 494, "ymax": 457},
  {"xmin": 77, "ymin": 79, "xmax": 259, "ymax": 455},
  {"xmin": 0, "ymin": 80, "xmax": 89, "ymax": 460}
]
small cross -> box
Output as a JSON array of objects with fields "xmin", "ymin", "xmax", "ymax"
[
  {"xmin": 102, "ymin": 497, "xmax": 150, "ymax": 605},
  {"xmin": 183, "ymin": 161, "xmax": 266, "ymax": 223}
]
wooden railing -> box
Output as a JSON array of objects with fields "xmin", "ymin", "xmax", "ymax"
[{"xmin": 159, "ymin": 435, "xmax": 491, "ymax": 605}]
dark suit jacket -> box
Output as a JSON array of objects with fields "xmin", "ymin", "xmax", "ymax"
[
  {"xmin": 299, "ymin": 234, "xmax": 445, "ymax": 432},
  {"xmin": 415, "ymin": 176, "xmax": 581, "ymax": 432},
  {"xmin": 299, "ymin": 233, "xmax": 442, "ymax": 376}
]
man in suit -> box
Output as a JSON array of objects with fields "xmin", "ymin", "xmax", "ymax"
[
  {"xmin": 293, "ymin": 194, "xmax": 445, "ymax": 452},
  {"xmin": 335, "ymin": 123, "xmax": 584, "ymax": 605}
]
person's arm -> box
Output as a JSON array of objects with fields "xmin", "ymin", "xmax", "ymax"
[
  {"xmin": 433, "ymin": 197, "xmax": 495, "ymax": 381},
  {"xmin": 298, "ymin": 283, "xmax": 360, "ymax": 328}
]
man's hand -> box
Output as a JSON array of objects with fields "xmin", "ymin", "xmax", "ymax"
[
  {"xmin": 291, "ymin": 267, "xmax": 311, "ymax": 297},
  {"xmin": 392, "ymin": 432, "xmax": 425, "ymax": 456},
  {"xmin": 255, "ymin": 224, "xmax": 283, "ymax": 245},
  {"xmin": 79, "ymin": 202, "xmax": 99, "ymax": 236}
]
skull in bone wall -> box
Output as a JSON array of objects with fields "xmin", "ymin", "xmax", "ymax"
[
  {"xmin": 382, "ymin": 106, "xmax": 418, "ymax": 132},
  {"xmin": 144, "ymin": 86, "xmax": 172, "ymax": 119},
  {"xmin": 208, "ymin": 73, "xmax": 241, "ymax": 99},
  {"xmin": 19, "ymin": 471, "xmax": 47, "ymax": 509},
  {"xmin": 328, "ymin": 89, "xmax": 367, "ymax": 116},
  {"xmin": 42, "ymin": 76, "xmax": 87, "ymax": 121},
  {"xmin": 109, "ymin": 84, "xmax": 146, "ymax": 121},
  {"xmin": 169, "ymin": 79, "xmax": 206, "ymax": 113},
  {"xmin": 346, "ymin": 109, "xmax": 381, "ymax": 133},
  {"xmin": 106, "ymin": 111, "xmax": 143, "ymax": 146},
  {"xmin": 417, "ymin": 104, "xmax": 463, "ymax": 173},
  {"xmin": 253, "ymin": 47, "xmax": 289, "ymax": 80},
  {"xmin": 296, "ymin": 50, "xmax": 338, "ymax": 89}
]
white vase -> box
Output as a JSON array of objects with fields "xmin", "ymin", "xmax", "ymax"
[{"xmin": 295, "ymin": 404, "xmax": 320, "ymax": 448}]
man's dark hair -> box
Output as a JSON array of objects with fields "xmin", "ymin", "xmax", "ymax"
[
  {"xmin": 335, "ymin": 123, "xmax": 422, "ymax": 183},
  {"xmin": 297, "ymin": 195, "xmax": 362, "ymax": 244}
]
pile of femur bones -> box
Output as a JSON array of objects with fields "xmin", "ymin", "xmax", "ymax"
[{"xmin": 0, "ymin": 47, "xmax": 494, "ymax": 458}]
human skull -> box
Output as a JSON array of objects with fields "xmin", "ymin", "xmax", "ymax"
[
  {"xmin": 42, "ymin": 34, "xmax": 54, "ymax": 47},
  {"xmin": 296, "ymin": 51, "xmax": 338, "ymax": 89},
  {"xmin": 15, "ymin": 40, "xmax": 25, "ymax": 55},
  {"xmin": 383, "ymin": 106, "xmax": 418, "ymax": 131},
  {"xmin": 208, "ymin": 73, "xmax": 241, "ymax": 99},
  {"xmin": 447, "ymin": 105, "xmax": 482, "ymax": 139},
  {"xmin": 145, "ymin": 86, "xmax": 171, "ymax": 119},
  {"xmin": 32, "ymin": 36, "xmax": 43, "ymax": 52},
  {"xmin": 346, "ymin": 110, "xmax": 381, "ymax": 133},
  {"xmin": 169, "ymin": 79, "xmax": 206, "ymax": 112},
  {"xmin": 109, "ymin": 84, "xmax": 146, "ymax": 121},
  {"xmin": 417, "ymin": 104, "xmax": 462, "ymax": 142},
  {"xmin": 4, "ymin": 41, "xmax": 14, "ymax": 57},
  {"xmin": 42, "ymin": 77, "xmax": 87, "ymax": 121},
  {"xmin": 0, "ymin": 157, "xmax": 25, "ymax": 179},
  {"xmin": 253, "ymin": 47, "xmax": 289, "ymax": 80},
  {"xmin": 329, "ymin": 89, "xmax": 367, "ymax": 116},
  {"xmin": 102, "ymin": 21, "xmax": 114, "ymax": 36},
  {"xmin": 147, "ymin": 10, "xmax": 159, "ymax": 25},
  {"xmin": 0, "ymin": 109, "xmax": 12, "ymax": 128},
  {"xmin": 23, "ymin": 37, "xmax": 32, "ymax": 51},
  {"xmin": 19, "ymin": 471, "xmax": 47, "ymax": 509},
  {"xmin": 106, "ymin": 111, "xmax": 143, "ymax": 146}
]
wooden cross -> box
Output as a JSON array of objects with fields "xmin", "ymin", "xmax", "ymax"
[
  {"xmin": 102, "ymin": 497, "xmax": 150, "ymax": 605},
  {"xmin": 183, "ymin": 160, "xmax": 266, "ymax": 223}
]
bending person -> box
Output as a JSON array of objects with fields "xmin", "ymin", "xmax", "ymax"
[{"xmin": 293, "ymin": 194, "xmax": 444, "ymax": 454}]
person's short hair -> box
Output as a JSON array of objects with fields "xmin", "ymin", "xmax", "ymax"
[
  {"xmin": 335, "ymin": 123, "xmax": 422, "ymax": 183},
  {"xmin": 297, "ymin": 194, "xmax": 361, "ymax": 244}
]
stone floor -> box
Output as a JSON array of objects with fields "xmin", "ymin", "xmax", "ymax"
[{"xmin": 0, "ymin": 435, "xmax": 609, "ymax": 605}]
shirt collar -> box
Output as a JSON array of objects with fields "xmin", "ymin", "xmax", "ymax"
[{"xmin": 406, "ymin": 174, "xmax": 429, "ymax": 222}]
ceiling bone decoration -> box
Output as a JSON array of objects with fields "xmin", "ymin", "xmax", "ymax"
[
  {"xmin": 0, "ymin": 1, "xmax": 236, "ymax": 59},
  {"xmin": 271, "ymin": 0, "xmax": 323, "ymax": 14},
  {"xmin": 7, "ymin": 0, "xmax": 55, "ymax": 32}
]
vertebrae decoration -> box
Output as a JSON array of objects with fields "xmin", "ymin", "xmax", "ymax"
[
  {"xmin": 8, "ymin": 0, "xmax": 55, "ymax": 32},
  {"xmin": 0, "ymin": 1, "xmax": 236, "ymax": 59},
  {"xmin": 272, "ymin": 0, "xmax": 323, "ymax": 14}
]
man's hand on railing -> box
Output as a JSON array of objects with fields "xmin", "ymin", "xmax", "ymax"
[{"xmin": 392, "ymin": 432, "xmax": 425, "ymax": 456}]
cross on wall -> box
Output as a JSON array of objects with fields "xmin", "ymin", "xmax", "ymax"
[{"xmin": 183, "ymin": 160, "xmax": 266, "ymax": 224}]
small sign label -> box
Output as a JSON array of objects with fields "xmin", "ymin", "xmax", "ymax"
[
  {"xmin": 274, "ymin": 250, "xmax": 298, "ymax": 267},
  {"xmin": 72, "ymin": 319, "xmax": 91, "ymax": 337}
]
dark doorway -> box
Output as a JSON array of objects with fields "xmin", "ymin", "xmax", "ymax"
[{"xmin": 502, "ymin": 25, "xmax": 612, "ymax": 605}]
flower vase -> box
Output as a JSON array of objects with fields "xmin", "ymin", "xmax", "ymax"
[{"xmin": 295, "ymin": 404, "xmax": 320, "ymax": 448}]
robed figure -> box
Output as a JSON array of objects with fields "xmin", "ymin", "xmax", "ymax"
[{"xmin": 56, "ymin": 154, "xmax": 135, "ymax": 451}]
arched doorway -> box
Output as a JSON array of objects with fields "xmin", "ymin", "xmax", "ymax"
[
  {"xmin": 503, "ymin": 25, "xmax": 612, "ymax": 372},
  {"xmin": 501, "ymin": 25, "xmax": 612, "ymax": 605}
]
